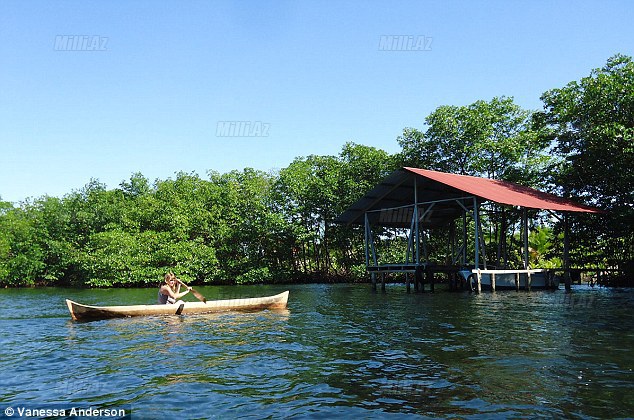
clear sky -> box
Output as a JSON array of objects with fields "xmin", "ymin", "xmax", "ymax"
[{"xmin": 1, "ymin": 0, "xmax": 633, "ymax": 204}]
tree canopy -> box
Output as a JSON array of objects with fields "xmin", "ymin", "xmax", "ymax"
[
  {"xmin": 535, "ymin": 54, "xmax": 634, "ymax": 270},
  {"xmin": 398, "ymin": 96, "xmax": 552, "ymax": 188}
]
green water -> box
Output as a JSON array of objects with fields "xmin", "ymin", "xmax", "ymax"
[{"xmin": 1, "ymin": 284, "xmax": 633, "ymax": 418}]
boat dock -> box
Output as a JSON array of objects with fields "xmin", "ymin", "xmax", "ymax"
[{"xmin": 335, "ymin": 167, "xmax": 603, "ymax": 293}]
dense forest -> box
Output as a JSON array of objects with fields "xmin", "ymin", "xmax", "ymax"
[{"xmin": 1, "ymin": 54, "xmax": 632, "ymax": 287}]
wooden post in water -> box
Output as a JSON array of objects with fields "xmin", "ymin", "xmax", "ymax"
[
  {"xmin": 462, "ymin": 211, "xmax": 468, "ymax": 264},
  {"xmin": 491, "ymin": 272, "xmax": 496, "ymax": 292},
  {"xmin": 498, "ymin": 207, "xmax": 507, "ymax": 268},
  {"xmin": 367, "ymin": 213, "xmax": 376, "ymax": 293},
  {"xmin": 476, "ymin": 270, "xmax": 482, "ymax": 294},
  {"xmin": 406, "ymin": 273, "xmax": 411, "ymax": 293},
  {"xmin": 515, "ymin": 272, "xmax": 520, "ymax": 291},
  {"xmin": 474, "ymin": 198, "xmax": 480, "ymax": 271},
  {"xmin": 428, "ymin": 267, "xmax": 435, "ymax": 293},
  {"xmin": 414, "ymin": 177, "xmax": 420, "ymax": 273},
  {"xmin": 416, "ymin": 266, "xmax": 424, "ymax": 293},
  {"xmin": 564, "ymin": 213, "xmax": 572, "ymax": 291},
  {"xmin": 381, "ymin": 272, "xmax": 386, "ymax": 293},
  {"xmin": 522, "ymin": 208, "xmax": 530, "ymax": 276},
  {"xmin": 527, "ymin": 271, "xmax": 532, "ymax": 292}
]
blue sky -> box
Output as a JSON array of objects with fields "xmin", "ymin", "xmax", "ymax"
[{"xmin": 1, "ymin": 0, "xmax": 632, "ymax": 203}]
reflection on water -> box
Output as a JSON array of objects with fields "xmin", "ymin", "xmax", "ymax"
[{"xmin": 1, "ymin": 284, "xmax": 633, "ymax": 418}]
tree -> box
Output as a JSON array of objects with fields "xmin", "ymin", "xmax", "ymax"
[
  {"xmin": 210, "ymin": 168, "xmax": 284, "ymax": 283},
  {"xmin": 536, "ymin": 54, "xmax": 634, "ymax": 271},
  {"xmin": 332, "ymin": 143, "xmax": 397, "ymax": 277},
  {"xmin": 272, "ymin": 155, "xmax": 340, "ymax": 276},
  {"xmin": 271, "ymin": 143, "xmax": 395, "ymax": 280},
  {"xmin": 398, "ymin": 97, "xmax": 551, "ymax": 187},
  {"xmin": 0, "ymin": 206, "xmax": 45, "ymax": 286}
]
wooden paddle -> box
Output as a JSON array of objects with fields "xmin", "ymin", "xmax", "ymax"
[{"xmin": 175, "ymin": 278, "xmax": 207, "ymax": 303}]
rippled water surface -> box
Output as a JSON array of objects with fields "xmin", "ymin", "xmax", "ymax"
[{"xmin": 1, "ymin": 284, "xmax": 633, "ymax": 418}]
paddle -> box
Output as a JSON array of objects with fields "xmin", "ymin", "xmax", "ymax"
[{"xmin": 175, "ymin": 277, "xmax": 207, "ymax": 303}]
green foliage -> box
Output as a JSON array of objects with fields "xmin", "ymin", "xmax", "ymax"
[
  {"xmin": 236, "ymin": 267, "xmax": 274, "ymax": 285},
  {"xmin": 270, "ymin": 143, "xmax": 396, "ymax": 279},
  {"xmin": 527, "ymin": 226, "xmax": 562, "ymax": 269},
  {"xmin": 398, "ymin": 96, "xmax": 552, "ymax": 187},
  {"xmin": 81, "ymin": 230, "xmax": 159, "ymax": 287},
  {"xmin": 0, "ymin": 207, "xmax": 46, "ymax": 286},
  {"xmin": 536, "ymin": 54, "xmax": 634, "ymax": 267}
]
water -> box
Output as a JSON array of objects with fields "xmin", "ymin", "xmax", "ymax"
[{"xmin": 1, "ymin": 284, "xmax": 633, "ymax": 419}]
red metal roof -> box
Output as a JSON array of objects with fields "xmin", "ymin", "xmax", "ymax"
[
  {"xmin": 335, "ymin": 167, "xmax": 602, "ymax": 227},
  {"xmin": 404, "ymin": 167, "xmax": 602, "ymax": 213}
]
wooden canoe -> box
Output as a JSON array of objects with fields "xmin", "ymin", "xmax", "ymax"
[{"xmin": 66, "ymin": 291, "xmax": 289, "ymax": 321}]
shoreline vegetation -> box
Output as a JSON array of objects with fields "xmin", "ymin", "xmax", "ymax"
[
  {"xmin": 9, "ymin": 273, "xmax": 359, "ymax": 289},
  {"xmin": 1, "ymin": 55, "xmax": 632, "ymax": 288}
]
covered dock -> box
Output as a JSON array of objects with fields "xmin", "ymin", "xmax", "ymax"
[{"xmin": 335, "ymin": 167, "xmax": 602, "ymax": 292}]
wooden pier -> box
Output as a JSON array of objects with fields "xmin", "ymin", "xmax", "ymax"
[{"xmin": 367, "ymin": 263, "xmax": 461, "ymax": 293}]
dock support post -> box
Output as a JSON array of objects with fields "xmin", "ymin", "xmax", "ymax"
[
  {"xmin": 415, "ymin": 266, "xmax": 424, "ymax": 293},
  {"xmin": 527, "ymin": 271, "xmax": 532, "ymax": 292},
  {"xmin": 372, "ymin": 272, "xmax": 377, "ymax": 292},
  {"xmin": 522, "ymin": 208, "xmax": 529, "ymax": 271},
  {"xmin": 428, "ymin": 267, "xmax": 435, "ymax": 293},
  {"xmin": 564, "ymin": 271, "xmax": 572, "ymax": 291},
  {"xmin": 462, "ymin": 211, "xmax": 468, "ymax": 264},
  {"xmin": 498, "ymin": 207, "xmax": 507, "ymax": 268},
  {"xmin": 515, "ymin": 273, "xmax": 520, "ymax": 291},
  {"xmin": 476, "ymin": 270, "xmax": 482, "ymax": 294},
  {"xmin": 491, "ymin": 272, "xmax": 496, "ymax": 292},
  {"xmin": 406, "ymin": 273, "xmax": 411, "ymax": 293},
  {"xmin": 381, "ymin": 273, "xmax": 386, "ymax": 293},
  {"xmin": 414, "ymin": 177, "xmax": 420, "ymax": 270},
  {"xmin": 474, "ymin": 198, "xmax": 480, "ymax": 270},
  {"xmin": 564, "ymin": 213, "xmax": 572, "ymax": 291}
]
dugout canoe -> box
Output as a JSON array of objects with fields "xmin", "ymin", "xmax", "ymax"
[{"xmin": 66, "ymin": 291, "xmax": 289, "ymax": 321}]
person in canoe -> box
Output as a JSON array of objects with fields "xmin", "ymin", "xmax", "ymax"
[{"xmin": 158, "ymin": 272, "xmax": 192, "ymax": 304}]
